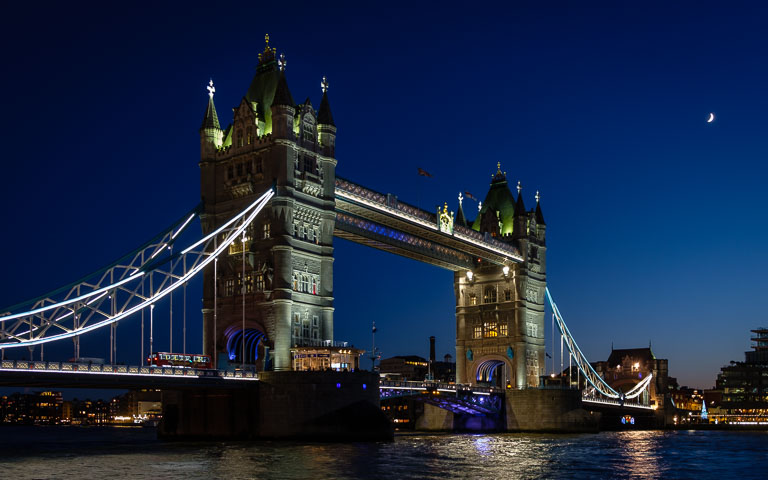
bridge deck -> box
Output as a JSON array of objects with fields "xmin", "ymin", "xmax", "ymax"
[{"xmin": 0, "ymin": 360, "xmax": 258, "ymax": 389}]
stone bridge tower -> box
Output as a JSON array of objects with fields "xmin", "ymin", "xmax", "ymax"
[
  {"xmin": 198, "ymin": 36, "xmax": 337, "ymax": 371},
  {"xmin": 454, "ymin": 164, "xmax": 547, "ymax": 388}
]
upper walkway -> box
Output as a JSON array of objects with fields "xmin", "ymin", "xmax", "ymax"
[{"xmin": 334, "ymin": 177, "xmax": 523, "ymax": 271}]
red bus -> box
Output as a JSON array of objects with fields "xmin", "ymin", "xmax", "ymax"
[{"xmin": 147, "ymin": 352, "xmax": 212, "ymax": 369}]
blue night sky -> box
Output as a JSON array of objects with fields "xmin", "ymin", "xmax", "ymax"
[{"xmin": 1, "ymin": 1, "xmax": 767, "ymax": 391}]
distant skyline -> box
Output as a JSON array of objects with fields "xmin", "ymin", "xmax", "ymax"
[{"xmin": 2, "ymin": 2, "xmax": 768, "ymax": 389}]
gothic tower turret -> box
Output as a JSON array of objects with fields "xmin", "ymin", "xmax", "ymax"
[{"xmin": 200, "ymin": 79, "xmax": 223, "ymax": 158}]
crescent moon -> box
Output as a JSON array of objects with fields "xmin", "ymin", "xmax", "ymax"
[{"xmin": 707, "ymin": 113, "xmax": 715, "ymax": 123}]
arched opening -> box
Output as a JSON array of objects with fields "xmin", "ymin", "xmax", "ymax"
[
  {"xmin": 476, "ymin": 359, "xmax": 506, "ymax": 387},
  {"xmin": 224, "ymin": 326, "xmax": 268, "ymax": 368}
]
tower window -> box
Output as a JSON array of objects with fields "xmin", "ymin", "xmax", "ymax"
[
  {"xmin": 255, "ymin": 273, "xmax": 265, "ymax": 291},
  {"xmin": 504, "ymin": 289, "xmax": 512, "ymax": 301},
  {"xmin": 473, "ymin": 325, "xmax": 482, "ymax": 339},
  {"xmin": 483, "ymin": 286, "xmax": 497, "ymax": 304},
  {"xmin": 469, "ymin": 294, "xmax": 477, "ymax": 306},
  {"xmin": 263, "ymin": 223, "xmax": 271, "ymax": 239},
  {"xmin": 304, "ymin": 156, "xmax": 315, "ymax": 173},
  {"xmin": 225, "ymin": 279, "xmax": 234, "ymax": 296}
]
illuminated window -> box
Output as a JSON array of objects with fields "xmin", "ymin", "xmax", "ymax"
[
  {"xmin": 484, "ymin": 322, "xmax": 498, "ymax": 338},
  {"xmin": 246, "ymin": 127, "xmax": 253, "ymax": 145},
  {"xmin": 499, "ymin": 323, "xmax": 508, "ymax": 336},
  {"xmin": 311, "ymin": 277, "xmax": 318, "ymax": 295},
  {"xmin": 263, "ymin": 223, "xmax": 271, "ymax": 239},
  {"xmin": 484, "ymin": 286, "xmax": 497, "ymax": 304},
  {"xmin": 473, "ymin": 326, "xmax": 482, "ymax": 338},
  {"xmin": 244, "ymin": 273, "xmax": 253, "ymax": 294},
  {"xmin": 225, "ymin": 279, "xmax": 234, "ymax": 296},
  {"xmin": 469, "ymin": 294, "xmax": 477, "ymax": 306},
  {"xmin": 255, "ymin": 273, "xmax": 265, "ymax": 291},
  {"xmin": 293, "ymin": 274, "xmax": 299, "ymax": 291}
]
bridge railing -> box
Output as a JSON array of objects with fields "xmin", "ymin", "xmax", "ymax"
[
  {"xmin": 0, "ymin": 360, "xmax": 258, "ymax": 380},
  {"xmin": 379, "ymin": 380, "xmax": 503, "ymax": 395}
]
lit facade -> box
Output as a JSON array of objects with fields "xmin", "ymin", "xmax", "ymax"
[
  {"xmin": 592, "ymin": 347, "xmax": 670, "ymax": 409},
  {"xmin": 199, "ymin": 36, "xmax": 337, "ymax": 371},
  {"xmin": 454, "ymin": 165, "xmax": 547, "ymax": 388},
  {"xmin": 715, "ymin": 329, "xmax": 768, "ymax": 422}
]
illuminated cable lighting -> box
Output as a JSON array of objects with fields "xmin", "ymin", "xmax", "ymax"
[
  {"xmin": 0, "ymin": 189, "xmax": 273, "ymax": 349},
  {"xmin": 0, "ymin": 274, "xmax": 144, "ymax": 323}
]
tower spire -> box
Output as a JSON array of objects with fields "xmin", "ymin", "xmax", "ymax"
[
  {"xmin": 200, "ymin": 79, "xmax": 220, "ymax": 131},
  {"xmin": 318, "ymin": 76, "xmax": 335, "ymax": 126}
]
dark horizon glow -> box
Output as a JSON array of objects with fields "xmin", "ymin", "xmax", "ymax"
[{"xmin": 2, "ymin": 2, "xmax": 767, "ymax": 391}]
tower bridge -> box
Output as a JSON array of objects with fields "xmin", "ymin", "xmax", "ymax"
[{"xmin": 0, "ymin": 35, "xmax": 660, "ymax": 437}]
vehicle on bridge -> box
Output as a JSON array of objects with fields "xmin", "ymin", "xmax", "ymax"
[{"xmin": 147, "ymin": 352, "xmax": 212, "ymax": 369}]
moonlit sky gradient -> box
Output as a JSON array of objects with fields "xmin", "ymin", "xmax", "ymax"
[{"xmin": 1, "ymin": 1, "xmax": 767, "ymax": 392}]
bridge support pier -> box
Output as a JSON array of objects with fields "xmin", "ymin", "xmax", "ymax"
[
  {"xmin": 504, "ymin": 389, "xmax": 599, "ymax": 433},
  {"xmin": 159, "ymin": 371, "xmax": 392, "ymax": 441}
]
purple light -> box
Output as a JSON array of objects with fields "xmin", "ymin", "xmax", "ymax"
[
  {"xmin": 363, "ymin": 383, "xmax": 367, "ymax": 390},
  {"xmin": 336, "ymin": 383, "xmax": 341, "ymax": 388}
]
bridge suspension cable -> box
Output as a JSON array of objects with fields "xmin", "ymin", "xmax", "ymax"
[
  {"xmin": 545, "ymin": 287, "xmax": 625, "ymax": 400},
  {"xmin": 0, "ymin": 188, "xmax": 274, "ymax": 351}
]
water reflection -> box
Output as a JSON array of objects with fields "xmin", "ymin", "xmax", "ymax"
[{"xmin": 1, "ymin": 428, "xmax": 768, "ymax": 479}]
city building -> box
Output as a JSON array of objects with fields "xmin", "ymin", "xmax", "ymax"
[
  {"xmin": 0, "ymin": 391, "xmax": 62, "ymax": 425},
  {"xmin": 199, "ymin": 35, "xmax": 338, "ymax": 372},
  {"xmin": 109, "ymin": 389, "xmax": 162, "ymax": 424},
  {"xmin": 714, "ymin": 328, "xmax": 768, "ymax": 423},
  {"xmin": 454, "ymin": 164, "xmax": 547, "ymax": 388},
  {"xmin": 592, "ymin": 347, "xmax": 670, "ymax": 409},
  {"xmin": 379, "ymin": 356, "xmax": 429, "ymax": 381}
]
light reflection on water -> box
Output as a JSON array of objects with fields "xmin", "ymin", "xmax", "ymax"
[{"xmin": 0, "ymin": 427, "xmax": 767, "ymax": 479}]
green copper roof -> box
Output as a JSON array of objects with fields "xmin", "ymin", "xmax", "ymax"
[
  {"xmin": 244, "ymin": 59, "xmax": 281, "ymax": 135},
  {"xmin": 472, "ymin": 168, "xmax": 516, "ymax": 235}
]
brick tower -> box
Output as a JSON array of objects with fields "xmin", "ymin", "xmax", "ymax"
[
  {"xmin": 454, "ymin": 163, "xmax": 547, "ymax": 387},
  {"xmin": 199, "ymin": 36, "xmax": 337, "ymax": 371}
]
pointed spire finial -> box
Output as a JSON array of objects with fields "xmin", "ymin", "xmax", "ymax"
[
  {"xmin": 321, "ymin": 76, "xmax": 329, "ymax": 94},
  {"xmin": 206, "ymin": 79, "xmax": 215, "ymax": 99},
  {"xmin": 497, "ymin": 162, "xmax": 502, "ymax": 174},
  {"xmin": 278, "ymin": 53, "xmax": 286, "ymax": 71},
  {"xmin": 265, "ymin": 33, "xmax": 270, "ymax": 47},
  {"xmin": 458, "ymin": 192, "xmax": 463, "ymax": 207},
  {"xmin": 517, "ymin": 181, "xmax": 522, "ymax": 195},
  {"xmin": 535, "ymin": 190, "xmax": 540, "ymax": 203}
]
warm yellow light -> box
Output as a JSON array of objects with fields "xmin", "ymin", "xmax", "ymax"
[
  {"xmin": 466, "ymin": 271, "xmax": 473, "ymax": 281},
  {"xmin": 634, "ymin": 362, "xmax": 639, "ymax": 369},
  {"xmin": 502, "ymin": 265, "xmax": 510, "ymax": 276}
]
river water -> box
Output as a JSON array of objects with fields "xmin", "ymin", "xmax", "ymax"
[{"xmin": 0, "ymin": 427, "xmax": 766, "ymax": 479}]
